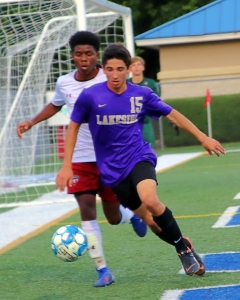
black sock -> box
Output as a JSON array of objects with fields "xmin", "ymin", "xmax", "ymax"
[
  {"xmin": 155, "ymin": 231, "xmax": 175, "ymax": 246},
  {"xmin": 155, "ymin": 231, "xmax": 190, "ymax": 248},
  {"xmin": 153, "ymin": 207, "xmax": 187, "ymax": 253}
]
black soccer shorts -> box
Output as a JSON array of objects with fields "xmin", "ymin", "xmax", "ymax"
[{"xmin": 112, "ymin": 161, "xmax": 157, "ymax": 211}]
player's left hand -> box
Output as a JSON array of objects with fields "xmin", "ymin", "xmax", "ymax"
[
  {"xmin": 201, "ymin": 136, "xmax": 226, "ymax": 157},
  {"xmin": 56, "ymin": 167, "xmax": 73, "ymax": 192}
]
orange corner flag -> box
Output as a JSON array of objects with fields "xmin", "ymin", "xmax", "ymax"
[{"xmin": 204, "ymin": 89, "xmax": 212, "ymax": 108}]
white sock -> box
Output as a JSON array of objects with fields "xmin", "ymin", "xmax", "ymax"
[
  {"xmin": 82, "ymin": 220, "xmax": 107, "ymax": 270},
  {"xmin": 119, "ymin": 205, "xmax": 134, "ymax": 223}
]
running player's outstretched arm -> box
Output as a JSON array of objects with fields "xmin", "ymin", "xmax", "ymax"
[
  {"xmin": 165, "ymin": 109, "xmax": 225, "ymax": 156},
  {"xmin": 17, "ymin": 78, "xmax": 64, "ymax": 138},
  {"xmin": 56, "ymin": 121, "xmax": 81, "ymax": 191},
  {"xmin": 16, "ymin": 103, "xmax": 62, "ymax": 139}
]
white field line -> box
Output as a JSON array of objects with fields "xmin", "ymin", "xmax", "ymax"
[
  {"xmin": 233, "ymin": 192, "xmax": 240, "ymax": 200},
  {"xmin": 160, "ymin": 284, "xmax": 240, "ymax": 300},
  {"xmin": 212, "ymin": 206, "xmax": 240, "ymax": 228}
]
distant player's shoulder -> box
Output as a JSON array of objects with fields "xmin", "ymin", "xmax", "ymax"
[
  {"xmin": 143, "ymin": 77, "xmax": 156, "ymax": 86},
  {"xmin": 56, "ymin": 70, "xmax": 76, "ymax": 85},
  {"xmin": 128, "ymin": 81, "xmax": 151, "ymax": 93}
]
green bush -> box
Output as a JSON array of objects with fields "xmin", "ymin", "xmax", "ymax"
[{"xmin": 162, "ymin": 94, "xmax": 240, "ymax": 147}]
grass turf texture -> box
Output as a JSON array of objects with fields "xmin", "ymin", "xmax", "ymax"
[{"xmin": 0, "ymin": 149, "xmax": 240, "ymax": 299}]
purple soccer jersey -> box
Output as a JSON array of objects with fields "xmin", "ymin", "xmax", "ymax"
[{"xmin": 71, "ymin": 82, "xmax": 172, "ymax": 187}]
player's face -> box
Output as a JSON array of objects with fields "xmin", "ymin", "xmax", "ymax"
[
  {"xmin": 72, "ymin": 45, "xmax": 99, "ymax": 79},
  {"xmin": 103, "ymin": 58, "xmax": 129, "ymax": 93},
  {"xmin": 130, "ymin": 61, "xmax": 144, "ymax": 76}
]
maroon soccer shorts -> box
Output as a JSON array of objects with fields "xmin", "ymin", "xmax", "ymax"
[{"xmin": 67, "ymin": 162, "xmax": 118, "ymax": 202}]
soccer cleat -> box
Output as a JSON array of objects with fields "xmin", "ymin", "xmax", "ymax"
[
  {"xmin": 178, "ymin": 249, "xmax": 200, "ymax": 276},
  {"xmin": 94, "ymin": 267, "xmax": 115, "ymax": 287},
  {"xmin": 184, "ymin": 237, "xmax": 206, "ymax": 276},
  {"xmin": 130, "ymin": 214, "xmax": 147, "ymax": 237}
]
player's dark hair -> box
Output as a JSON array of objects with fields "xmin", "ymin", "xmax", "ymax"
[
  {"xmin": 69, "ymin": 31, "xmax": 100, "ymax": 53},
  {"xmin": 102, "ymin": 43, "xmax": 131, "ymax": 67}
]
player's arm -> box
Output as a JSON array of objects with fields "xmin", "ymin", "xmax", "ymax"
[
  {"xmin": 56, "ymin": 120, "xmax": 81, "ymax": 191},
  {"xmin": 17, "ymin": 78, "xmax": 64, "ymax": 138},
  {"xmin": 166, "ymin": 109, "xmax": 225, "ymax": 156},
  {"xmin": 16, "ymin": 103, "xmax": 62, "ymax": 139}
]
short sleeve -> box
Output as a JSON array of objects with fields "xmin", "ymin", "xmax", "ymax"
[
  {"xmin": 51, "ymin": 78, "xmax": 66, "ymax": 106},
  {"xmin": 71, "ymin": 89, "xmax": 90, "ymax": 124},
  {"xmin": 144, "ymin": 89, "xmax": 172, "ymax": 119}
]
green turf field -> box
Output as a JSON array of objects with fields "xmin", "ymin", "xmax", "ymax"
[{"xmin": 0, "ymin": 147, "xmax": 239, "ymax": 299}]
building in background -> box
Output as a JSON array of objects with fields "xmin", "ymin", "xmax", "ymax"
[{"xmin": 135, "ymin": 0, "xmax": 240, "ymax": 99}]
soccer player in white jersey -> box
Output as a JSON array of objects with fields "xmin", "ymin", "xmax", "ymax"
[
  {"xmin": 16, "ymin": 31, "xmax": 147, "ymax": 287},
  {"xmin": 56, "ymin": 43, "xmax": 226, "ymax": 277}
]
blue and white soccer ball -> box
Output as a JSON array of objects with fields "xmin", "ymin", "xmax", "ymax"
[{"xmin": 51, "ymin": 225, "xmax": 88, "ymax": 262}]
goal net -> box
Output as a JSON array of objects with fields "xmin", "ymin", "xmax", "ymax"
[{"xmin": 0, "ymin": 0, "xmax": 134, "ymax": 207}]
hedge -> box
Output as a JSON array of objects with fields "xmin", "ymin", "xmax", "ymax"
[{"xmin": 162, "ymin": 94, "xmax": 240, "ymax": 147}]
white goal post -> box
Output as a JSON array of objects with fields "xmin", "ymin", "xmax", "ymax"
[{"xmin": 0, "ymin": 0, "xmax": 134, "ymax": 207}]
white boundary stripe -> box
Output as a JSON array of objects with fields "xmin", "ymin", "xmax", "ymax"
[
  {"xmin": 161, "ymin": 290, "xmax": 183, "ymax": 300},
  {"xmin": 0, "ymin": 193, "xmax": 78, "ymax": 250},
  {"xmin": 160, "ymin": 284, "xmax": 240, "ymax": 300},
  {"xmin": 212, "ymin": 206, "xmax": 240, "ymax": 228},
  {"xmin": 233, "ymin": 193, "xmax": 240, "ymax": 200},
  {"xmin": 155, "ymin": 152, "xmax": 202, "ymax": 172},
  {"xmin": 0, "ymin": 198, "xmax": 75, "ymax": 208},
  {"xmin": 226, "ymin": 149, "xmax": 240, "ymax": 153},
  {"xmin": 20, "ymin": 182, "xmax": 55, "ymax": 188}
]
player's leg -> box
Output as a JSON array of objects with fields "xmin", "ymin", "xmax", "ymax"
[
  {"xmin": 69, "ymin": 162, "xmax": 114, "ymax": 287},
  {"xmin": 133, "ymin": 162, "xmax": 201, "ymax": 275},
  {"xmin": 99, "ymin": 185, "xmax": 147, "ymax": 237},
  {"xmin": 135, "ymin": 203, "xmax": 205, "ymax": 275},
  {"xmin": 113, "ymin": 162, "xmax": 200, "ymax": 276}
]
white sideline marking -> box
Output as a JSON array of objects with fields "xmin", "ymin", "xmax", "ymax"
[
  {"xmin": 0, "ymin": 191, "xmax": 78, "ymax": 250},
  {"xmin": 0, "ymin": 153, "xmax": 201, "ymax": 251},
  {"xmin": 155, "ymin": 152, "xmax": 202, "ymax": 172},
  {"xmin": 160, "ymin": 284, "xmax": 240, "ymax": 300},
  {"xmin": 212, "ymin": 206, "xmax": 240, "ymax": 228},
  {"xmin": 161, "ymin": 290, "xmax": 183, "ymax": 300},
  {"xmin": 233, "ymin": 192, "xmax": 240, "ymax": 200}
]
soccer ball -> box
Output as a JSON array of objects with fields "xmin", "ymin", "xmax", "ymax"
[{"xmin": 51, "ymin": 225, "xmax": 88, "ymax": 262}]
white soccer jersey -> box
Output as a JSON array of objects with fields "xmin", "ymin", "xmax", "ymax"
[{"xmin": 51, "ymin": 68, "xmax": 106, "ymax": 162}]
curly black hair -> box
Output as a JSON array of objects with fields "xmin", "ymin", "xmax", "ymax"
[
  {"xmin": 102, "ymin": 43, "xmax": 131, "ymax": 67},
  {"xmin": 69, "ymin": 31, "xmax": 100, "ymax": 52}
]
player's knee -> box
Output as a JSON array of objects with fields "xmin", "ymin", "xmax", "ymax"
[
  {"xmin": 106, "ymin": 215, "xmax": 121, "ymax": 225},
  {"xmin": 143, "ymin": 198, "xmax": 164, "ymax": 216},
  {"xmin": 141, "ymin": 194, "xmax": 158, "ymax": 208}
]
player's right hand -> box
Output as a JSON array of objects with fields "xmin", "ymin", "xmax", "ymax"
[
  {"xmin": 56, "ymin": 167, "xmax": 73, "ymax": 192},
  {"xmin": 16, "ymin": 121, "xmax": 33, "ymax": 139}
]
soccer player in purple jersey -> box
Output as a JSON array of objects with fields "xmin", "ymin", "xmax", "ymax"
[{"xmin": 56, "ymin": 43, "xmax": 226, "ymax": 277}]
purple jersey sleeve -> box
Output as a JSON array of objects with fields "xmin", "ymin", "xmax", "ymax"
[
  {"xmin": 71, "ymin": 89, "xmax": 90, "ymax": 124},
  {"xmin": 144, "ymin": 88, "xmax": 172, "ymax": 119}
]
